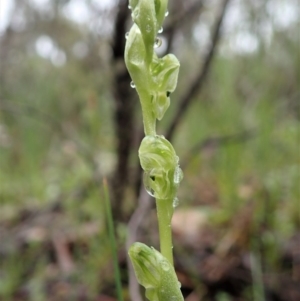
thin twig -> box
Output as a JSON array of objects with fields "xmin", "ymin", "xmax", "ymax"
[
  {"xmin": 164, "ymin": 1, "xmax": 204, "ymax": 35},
  {"xmin": 166, "ymin": 0, "xmax": 231, "ymax": 141},
  {"xmin": 181, "ymin": 129, "xmax": 255, "ymax": 169},
  {"xmin": 163, "ymin": 1, "xmax": 204, "ymax": 55}
]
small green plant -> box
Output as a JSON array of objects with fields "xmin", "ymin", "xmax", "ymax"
[{"xmin": 125, "ymin": 0, "xmax": 184, "ymax": 300}]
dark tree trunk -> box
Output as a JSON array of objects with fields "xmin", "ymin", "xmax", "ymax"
[{"xmin": 111, "ymin": 0, "xmax": 135, "ymax": 220}]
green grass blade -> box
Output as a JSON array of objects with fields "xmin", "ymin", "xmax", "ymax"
[{"xmin": 103, "ymin": 178, "xmax": 124, "ymax": 301}]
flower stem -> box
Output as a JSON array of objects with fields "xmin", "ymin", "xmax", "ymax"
[
  {"xmin": 156, "ymin": 198, "xmax": 173, "ymax": 265},
  {"xmin": 140, "ymin": 93, "xmax": 156, "ymax": 136}
]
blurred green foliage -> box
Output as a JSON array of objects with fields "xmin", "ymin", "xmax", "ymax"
[{"xmin": 0, "ymin": 0, "xmax": 299, "ymax": 300}]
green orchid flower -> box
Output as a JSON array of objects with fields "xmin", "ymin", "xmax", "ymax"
[
  {"xmin": 150, "ymin": 54, "xmax": 180, "ymax": 120},
  {"xmin": 139, "ymin": 135, "xmax": 183, "ymax": 200},
  {"xmin": 129, "ymin": 242, "xmax": 184, "ymax": 301}
]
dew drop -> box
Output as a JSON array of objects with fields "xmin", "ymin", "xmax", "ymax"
[
  {"xmin": 146, "ymin": 24, "xmax": 151, "ymax": 33},
  {"xmin": 165, "ymin": 10, "xmax": 169, "ymax": 17},
  {"xmin": 173, "ymin": 197, "xmax": 179, "ymax": 208},
  {"xmin": 143, "ymin": 171, "xmax": 155, "ymax": 197},
  {"xmin": 125, "ymin": 32, "xmax": 129, "ymax": 39},
  {"xmin": 174, "ymin": 166, "xmax": 183, "ymax": 184},
  {"xmin": 130, "ymin": 81, "xmax": 136, "ymax": 88},
  {"xmin": 128, "ymin": 4, "xmax": 132, "ymax": 9},
  {"xmin": 154, "ymin": 37, "xmax": 162, "ymax": 48},
  {"xmin": 158, "ymin": 27, "xmax": 163, "ymax": 34},
  {"xmin": 161, "ymin": 260, "xmax": 170, "ymax": 271}
]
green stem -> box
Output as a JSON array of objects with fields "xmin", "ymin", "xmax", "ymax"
[
  {"xmin": 139, "ymin": 92, "xmax": 156, "ymax": 136},
  {"xmin": 156, "ymin": 198, "xmax": 173, "ymax": 265}
]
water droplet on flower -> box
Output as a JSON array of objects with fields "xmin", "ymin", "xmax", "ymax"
[
  {"xmin": 161, "ymin": 260, "xmax": 170, "ymax": 271},
  {"xmin": 128, "ymin": 4, "xmax": 132, "ymax": 9},
  {"xmin": 143, "ymin": 171, "xmax": 155, "ymax": 197},
  {"xmin": 158, "ymin": 27, "xmax": 163, "ymax": 34},
  {"xmin": 130, "ymin": 81, "xmax": 135, "ymax": 88},
  {"xmin": 146, "ymin": 24, "xmax": 151, "ymax": 33},
  {"xmin": 173, "ymin": 197, "xmax": 179, "ymax": 208},
  {"xmin": 174, "ymin": 166, "xmax": 183, "ymax": 184},
  {"xmin": 125, "ymin": 32, "xmax": 129, "ymax": 39},
  {"xmin": 154, "ymin": 37, "xmax": 162, "ymax": 48},
  {"xmin": 165, "ymin": 10, "xmax": 169, "ymax": 17}
]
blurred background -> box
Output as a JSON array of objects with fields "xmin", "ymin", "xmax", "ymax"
[{"xmin": 0, "ymin": 0, "xmax": 299, "ymax": 300}]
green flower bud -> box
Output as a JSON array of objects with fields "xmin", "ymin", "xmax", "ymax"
[
  {"xmin": 139, "ymin": 135, "xmax": 177, "ymax": 171},
  {"xmin": 131, "ymin": 0, "xmax": 157, "ymax": 62},
  {"xmin": 154, "ymin": 0, "xmax": 168, "ymax": 32},
  {"xmin": 151, "ymin": 54, "xmax": 180, "ymax": 93},
  {"xmin": 125, "ymin": 24, "xmax": 147, "ymax": 86},
  {"xmin": 139, "ymin": 135, "xmax": 183, "ymax": 199},
  {"xmin": 129, "ymin": 242, "xmax": 184, "ymax": 301},
  {"xmin": 130, "ymin": 0, "xmax": 168, "ymax": 34},
  {"xmin": 150, "ymin": 54, "xmax": 180, "ymax": 120}
]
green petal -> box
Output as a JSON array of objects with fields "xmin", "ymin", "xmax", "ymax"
[
  {"xmin": 151, "ymin": 54, "xmax": 180, "ymax": 92},
  {"xmin": 133, "ymin": 0, "xmax": 157, "ymax": 62}
]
